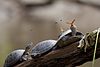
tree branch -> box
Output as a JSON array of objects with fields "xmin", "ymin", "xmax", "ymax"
[{"xmin": 15, "ymin": 29, "xmax": 100, "ymax": 67}]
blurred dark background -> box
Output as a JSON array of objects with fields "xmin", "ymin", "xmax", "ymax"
[{"xmin": 0, "ymin": 0, "xmax": 100, "ymax": 67}]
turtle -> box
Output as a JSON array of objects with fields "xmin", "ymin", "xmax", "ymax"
[
  {"xmin": 4, "ymin": 43, "xmax": 32, "ymax": 67},
  {"xmin": 31, "ymin": 40, "xmax": 57, "ymax": 58},
  {"xmin": 56, "ymin": 19, "xmax": 84, "ymax": 48},
  {"xmin": 4, "ymin": 49, "xmax": 25, "ymax": 67}
]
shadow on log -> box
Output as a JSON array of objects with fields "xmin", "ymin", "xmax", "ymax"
[{"xmin": 15, "ymin": 29, "xmax": 100, "ymax": 67}]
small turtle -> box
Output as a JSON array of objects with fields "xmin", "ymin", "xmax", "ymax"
[
  {"xmin": 4, "ymin": 49, "xmax": 25, "ymax": 67},
  {"xmin": 4, "ymin": 43, "xmax": 32, "ymax": 67},
  {"xmin": 31, "ymin": 40, "xmax": 57, "ymax": 58},
  {"xmin": 56, "ymin": 19, "xmax": 84, "ymax": 48}
]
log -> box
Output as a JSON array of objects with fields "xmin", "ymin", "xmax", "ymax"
[{"xmin": 15, "ymin": 29, "xmax": 100, "ymax": 67}]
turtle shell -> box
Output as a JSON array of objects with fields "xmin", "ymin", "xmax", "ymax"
[
  {"xmin": 59, "ymin": 29, "xmax": 72, "ymax": 39},
  {"xmin": 31, "ymin": 40, "xmax": 57, "ymax": 58},
  {"xmin": 56, "ymin": 29, "xmax": 84, "ymax": 48},
  {"xmin": 4, "ymin": 49, "xmax": 25, "ymax": 67}
]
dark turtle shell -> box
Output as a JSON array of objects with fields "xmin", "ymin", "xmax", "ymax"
[
  {"xmin": 31, "ymin": 40, "xmax": 57, "ymax": 58},
  {"xmin": 56, "ymin": 29, "xmax": 84, "ymax": 48},
  {"xmin": 4, "ymin": 49, "xmax": 25, "ymax": 67}
]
